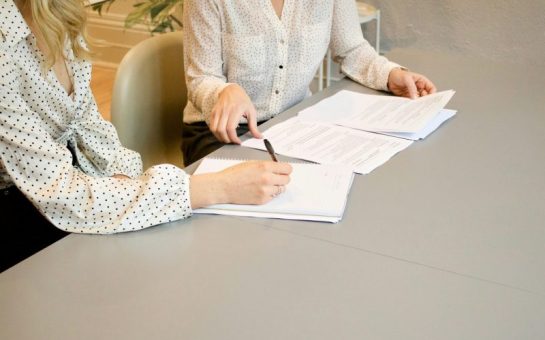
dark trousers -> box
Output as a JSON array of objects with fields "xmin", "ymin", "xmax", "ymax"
[
  {"xmin": 0, "ymin": 186, "xmax": 68, "ymax": 273},
  {"xmin": 181, "ymin": 122, "xmax": 250, "ymax": 166}
]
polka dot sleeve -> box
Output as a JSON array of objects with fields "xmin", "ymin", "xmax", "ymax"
[
  {"xmin": 0, "ymin": 66, "xmax": 192, "ymax": 234},
  {"xmin": 80, "ymin": 89, "xmax": 144, "ymax": 179}
]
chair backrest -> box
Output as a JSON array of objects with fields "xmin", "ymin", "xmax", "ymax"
[{"xmin": 110, "ymin": 31, "xmax": 186, "ymax": 169}]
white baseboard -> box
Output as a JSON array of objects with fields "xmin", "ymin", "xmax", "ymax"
[{"xmin": 86, "ymin": 10, "xmax": 152, "ymax": 66}]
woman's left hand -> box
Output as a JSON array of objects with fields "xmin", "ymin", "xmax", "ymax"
[{"xmin": 387, "ymin": 68, "xmax": 437, "ymax": 99}]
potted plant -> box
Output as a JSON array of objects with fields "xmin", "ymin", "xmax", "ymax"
[{"xmin": 91, "ymin": 0, "xmax": 183, "ymax": 33}]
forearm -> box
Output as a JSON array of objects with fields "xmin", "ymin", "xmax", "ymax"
[
  {"xmin": 330, "ymin": 0, "xmax": 401, "ymax": 91},
  {"xmin": 189, "ymin": 172, "xmax": 228, "ymax": 209},
  {"xmin": 339, "ymin": 45, "xmax": 401, "ymax": 91},
  {"xmin": 183, "ymin": 0, "xmax": 228, "ymax": 121},
  {"xmin": 186, "ymin": 76, "xmax": 230, "ymax": 122}
]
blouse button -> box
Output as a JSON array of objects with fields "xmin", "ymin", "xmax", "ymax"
[{"xmin": 275, "ymin": 90, "xmax": 280, "ymax": 94}]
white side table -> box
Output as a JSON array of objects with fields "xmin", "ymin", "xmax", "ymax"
[{"xmin": 318, "ymin": 2, "xmax": 381, "ymax": 91}]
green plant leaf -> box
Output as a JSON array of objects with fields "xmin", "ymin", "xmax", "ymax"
[
  {"xmin": 91, "ymin": 0, "xmax": 184, "ymax": 32},
  {"xmin": 150, "ymin": 3, "xmax": 169, "ymax": 19}
]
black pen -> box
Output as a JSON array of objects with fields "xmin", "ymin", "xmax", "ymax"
[{"xmin": 264, "ymin": 139, "xmax": 278, "ymax": 162}]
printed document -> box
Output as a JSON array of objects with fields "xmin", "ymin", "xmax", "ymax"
[
  {"xmin": 242, "ymin": 117, "xmax": 412, "ymax": 174},
  {"xmin": 298, "ymin": 89, "xmax": 455, "ymax": 135},
  {"xmin": 379, "ymin": 109, "xmax": 457, "ymax": 140}
]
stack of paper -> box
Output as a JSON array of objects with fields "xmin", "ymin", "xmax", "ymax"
[
  {"xmin": 298, "ymin": 90, "xmax": 456, "ymax": 140},
  {"xmin": 243, "ymin": 89, "xmax": 456, "ymax": 173},
  {"xmin": 193, "ymin": 158, "xmax": 354, "ymax": 223}
]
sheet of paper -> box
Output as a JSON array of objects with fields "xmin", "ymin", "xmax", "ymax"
[
  {"xmin": 298, "ymin": 90, "xmax": 384, "ymax": 123},
  {"xmin": 242, "ymin": 117, "xmax": 413, "ymax": 174},
  {"xmin": 378, "ymin": 109, "xmax": 457, "ymax": 140},
  {"xmin": 299, "ymin": 89, "xmax": 455, "ymax": 133},
  {"xmin": 193, "ymin": 158, "xmax": 354, "ymax": 223}
]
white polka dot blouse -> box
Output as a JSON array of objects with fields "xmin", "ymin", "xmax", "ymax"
[
  {"xmin": 182, "ymin": 0, "xmax": 401, "ymax": 125},
  {"xmin": 0, "ymin": 0, "xmax": 192, "ymax": 234}
]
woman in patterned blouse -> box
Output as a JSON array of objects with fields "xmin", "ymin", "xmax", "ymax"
[
  {"xmin": 0, "ymin": 0, "xmax": 292, "ymax": 272},
  {"xmin": 181, "ymin": 0, "xmax": 437, "ymax": 165}
]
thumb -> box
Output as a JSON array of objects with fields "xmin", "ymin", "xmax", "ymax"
[{"xmin": 246, "ymin": 107, "xmax": 263, "ymax": 139}]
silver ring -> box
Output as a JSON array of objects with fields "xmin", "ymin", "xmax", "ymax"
[{"xmin": 272, "ymin": 185, "xmax": 284, "ymax": 197}]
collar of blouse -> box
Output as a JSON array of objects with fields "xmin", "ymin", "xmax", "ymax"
[{"xmin": 0, "ymin": 0, "xmax": 32, "ymax": 51}]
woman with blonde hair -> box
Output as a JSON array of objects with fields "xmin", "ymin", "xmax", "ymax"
[{"xmin": 0, "ymin": 0, "xmax": 292, "ymax": 272}]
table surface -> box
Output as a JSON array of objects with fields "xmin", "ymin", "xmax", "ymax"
[{"xmin": 1, "ymin": 49, "xmax": 544, "ymax": 340}]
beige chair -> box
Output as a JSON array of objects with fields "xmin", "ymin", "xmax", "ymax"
[{"xmin": 110, "ymin": 31, "xmax": 186, "ymax": 169}]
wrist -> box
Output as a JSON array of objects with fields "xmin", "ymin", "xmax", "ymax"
[
  {"xmin": 219, "ymin": 83, "xmax": 239, "ymax": 96},
  {"xmin": 189, "ymin": 173, "xmax": 230, "ymax": 208},
  {"xmin": 387, "ymin": 66, "xmax": 409, "ymax": 91}
]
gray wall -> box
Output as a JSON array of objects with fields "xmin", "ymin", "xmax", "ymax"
[
  {"xmin": 363, "ymin": 0, "xmax": 545, "ymax": 67},
  {"xmin": 90, "ymin": 1, "xmax": 545, "ymax": 68}
]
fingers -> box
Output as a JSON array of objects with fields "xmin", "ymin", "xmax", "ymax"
[
  {"xmin": 390, "ymin": 69, "xmax": 436, "ymax": 99},
  {"xmin": 214, "ymin": 107, "xmax": 260, "ymax": 144},
  {"xmin": 273, "ymin": 162, "xmax": 293, "ymax": 175},
  {"xmin": 259, "ymin": 184, "xmax": 286, "ymax": 200},
  {"xmin": 268, "ymin": 172, "xmax": 291, "ymax": 186},
  {"xmin": 414, "ymin": 74, "xmax": 437, "ymax": 97},
  {"xmin": 209, "ymin": 104, "xmax": 222, "ymax": 141},
  {"xmin": 254, "ymin": 161, "xmax": 292, "ymax": 186},
  {"xmin": 226, "ymin": 114, "xmax": 242, "ymax": 144},
  {"xmin": 261, "ymin": 184, "xmax": 286, "ymax": 200},
  {"xmin": 220, "ymin": 160, "xmax": 293, "ymax": 205},
  {"xmin": 421, "ymin": 77, "xmax": 437, "ymax": 94},
  {"xmin": 257, "ymin": 185, "xmax": 284, "ymax": 203},
  {"xmin": 246, "ymin": 107, "xmax": 263, "ymax": 139},
  {"xmin": 260, "ymin": 161, "xmax": 293, "ymax": 175},
  {"xmin": 250, "ymin": 162, "xmax": 291, "ymax": 186},
  {"xmin": 210, "ymin": 105, "xmax": 230, "ymax": 143},
  {"xmin": 404, "ymin": 73, "xmax": 419, "ymax": 99},
  {"xmin": 210, "ymin": 84, "xmax": 259, "ymax": 143},
  {"xmin": 270, "ymin": 184, "xmax": 286, "ymax": 198},
  {"xmin": 210, "ymin": 106, "xmax": 241, "ymax": 144},
  {"xmin": 217, "ymin": 107, "xmax": 232, "ymax": 143},
  {"xmin": 259, "ymin": 163, "xmax": 291, "ymax": 199}
]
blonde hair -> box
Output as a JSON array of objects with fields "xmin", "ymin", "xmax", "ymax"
[{"xmin": 26, "ymin": 0, "xmax": 89, "ymax": 68}]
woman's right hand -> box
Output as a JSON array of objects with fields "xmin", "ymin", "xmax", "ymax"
[
  {"xmin": 209, "ymin": 84, "xmax": 263, "ymax": 144},
  {"xmin": 190, "ymin": 161, "xmax": 292, "ymax": 209}
]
